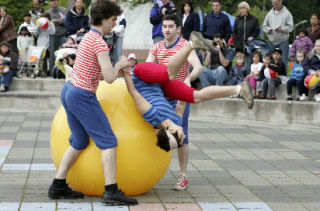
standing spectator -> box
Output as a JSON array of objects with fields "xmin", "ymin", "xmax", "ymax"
[
  {"xmin": 233, "ymin": 1, "xmax": 259, "ymax": 54},
  {"xmin": 306, "ymin": 14, "xmax": 320, "ymax": 45},
  {"xmin": 202, "ymin": 0, "xmax": 231, "ymax": 41},
  {"xmin": 262, "ymin": 0, "xmax": 293, "ymax": 75},
  {"xmin": 65, "ymin": 0, "xmax": 89, "ymax": 36},
  {"xmin": 128, "ymin": 53, "xmax": 137, "ymax": 72},
  {"xmin": 0, "ymin": 42, "xmax": 18, "ymax": 92},
  {"xmin": 289, "ymin": 29, "xmax": 313, "ymax": 60},
  {"xmin": 111, "ymin": 0, "xmax": 126, "ymax": 65},
  {"xmin": 30, "ymin": 0, "xmax": 45, "ymax": 25},
  {"xmin": 150, "ymin": 0, "xmax": 176, "ymax": 44},
  {"xmin": 178, "ymin": 0, "xmax": 200, "ymax": 41},
  {"xmin": 199, "ymin": 33, "xmax": 234, "ymax": 86},
  {"xmin": 17, "ymin": 27, "xmax": 34, "ymax": 61},
  {"xmin": 48, "ymin": 0, "xmax": 68, "ymax": 76},
  {"xmin": 260, "ymin": 48, "xmax": 286, "ymax": 100},
  {"xmin": 287, "ymin": 49, "xmax": 308, "ymax": 101},
  {"xmin": 18, "ymin": 13, "xmax": 38, "ymax": 37},
  {"xmin": 0, "ymin": 7, "xmax": 18, "ymax": 55}
]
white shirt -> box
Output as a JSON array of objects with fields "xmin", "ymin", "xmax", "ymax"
[
  {"xmin": 17, "ymin": 35, "xmax": 34, "ymax": 51},
  {"xmin": 182, "ymin": 14, "xmax": 189, "ymax": 27},
  {"xmin": 18, "ymin": 22, "xmax": 38, "ymax": 36}
]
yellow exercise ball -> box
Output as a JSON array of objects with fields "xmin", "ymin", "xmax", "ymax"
[{"xmin": 50, "ymin": 80, "xmax": 172, "ymax": 196}]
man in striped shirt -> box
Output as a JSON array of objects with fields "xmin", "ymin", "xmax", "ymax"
[{"xmin": 146, "ymin": 14, "xmax": 203, "ymax": 190}]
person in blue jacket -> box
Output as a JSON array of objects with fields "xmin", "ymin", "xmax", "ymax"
[{"xmin": 65, "ymin": 0, "xmax": 89, "ymax": 36}]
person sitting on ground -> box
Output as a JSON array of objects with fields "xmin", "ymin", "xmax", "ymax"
[
  {"xmin": 287, "ymin": 49, "xmax": 308, "ymax": 101},
  {"xmin": 244, "ymin": 51, "xmax": 263, "ymax": 97},
  {"xmin": 0, "ymin": 42, "xmax": 18, "ymax": 92},
  {"xmin": 199, "ymin": 33, "xmax": 234, "ymax": 87},
  {"xmin": 228, "ymin": 52, "xmax": 248, "ymax": 85},
  {"xmin": 120, "ymin": 32, "xmax": 254, "ymax": 151},
  {"xmin": 259, "ymin": 48, "xmax": 286, "ymax": 100},
  {"xmin": 289, "ymin": 29, "xmax": 313, "ymax": 61},
  {"xmin": 306, "ymin": 39, "xmax": 320, "ymax": 102},
  {"xmin": 256, "ymin": 53, "xmax": 272, "ymax": 98},
  {"xmin": 0, "ymin": 55, "xmax": 10, "ymax": 75}
]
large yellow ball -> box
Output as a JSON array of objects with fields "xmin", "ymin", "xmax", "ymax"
[{"xmin": 50, "ymin": 80, "xmax": 172, "ymax": 196}]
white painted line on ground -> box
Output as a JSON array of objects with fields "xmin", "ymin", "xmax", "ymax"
[
  {"xmin": 20, "ymin": 202, "xmax": 55, "ymax": 211},
  {"xmin": 31, "ymin": 164, "xmax": 56, "ymax": 171},
  {"xmin": 2, "ymin": 164, "xmax": 30, "ymax": 170},
  {"xmin": 58, "ymin": 202, "xmax": 92, "ymax": 210},
  {"xmin": 234, "ymin": 202, "xmax": 273, "ymax": 211},
  {"xmin": 199, "ymin": 202, "xmax": 237, "ymax": 211},
  {"xmin": 92, "ymin": 202, "xmax": 129, "ymax": 211},
  {"xmin": 2, "ymin": 164, "xmax": 56, "ymax": 171},
  {"xmin": 0, "ymin": 202, "xmax": 19, "ymax": 211}
]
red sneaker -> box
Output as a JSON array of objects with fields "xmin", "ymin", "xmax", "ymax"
[{"xmin": 173, "ymin": 174, "xmax": 188, "ymax": 191}]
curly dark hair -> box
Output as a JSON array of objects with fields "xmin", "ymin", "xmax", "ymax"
[{"xmin": 90, "ymin": 0, "xmax": 123, "ymax": 26}]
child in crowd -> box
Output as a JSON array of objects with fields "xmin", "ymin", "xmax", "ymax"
[
  {"xmin": 257, "ymin": 53, "xmax": 272, "ymax": 98},
  {"xmin": 18, "ymin": 13, "xmax": 38, "ymax": 38},
  {"xmin": 260, "ymin": 48, "xmax": 286, "ymax": 100},
  {"xmin": 17, "ymin": 26, "xmax": 34, "ymax": 61},
  {"xmin": 228, "ymin": 52, "xmax": 248, "ymax": 85},
  {"xmin": 128, "ymin": 53, "xmax": 137, "ymax": 72},
  {"xmin": 0, "ymin": 55, "xmax": 9, "ymax": 75},
  {"xmin": 290, "ymin": 29, "xmax": 313, "ymax": 60},
  {"xmin": 244, "ymin": 51, "xmax": 263, "ymax": 97},
  {"xmin": 287, "ymin": 49, "xmax": 308, "ymax": 101},
  {"xmin": 62, "ymin": 35, "xmax": 78, "ymax": 49}
]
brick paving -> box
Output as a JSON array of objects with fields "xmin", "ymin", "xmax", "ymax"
[{"xmin": 0, "ymin": 110, "xmax": 320, "ymax": 210}]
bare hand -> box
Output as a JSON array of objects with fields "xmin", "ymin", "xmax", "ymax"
[
  {"xmin": 51, "ymin": 19, "xmax": 57, "ymax": 23},
  {"xmin": 275, "ymin": 27, "xmax": 282, "ymax": 33},
  {"xmin": 248, "ymin": 37, "xmax": 253, "ymax": 41},
  {"xmin": 268, "ymin": 29, "xmax": 273, "ymax": 34}
]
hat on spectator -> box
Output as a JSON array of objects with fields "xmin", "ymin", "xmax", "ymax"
[
  {"xmin": 23, "ymin": 12, "xmax": 31, "ymax": 17},
  {"xmin": 272, "ymin": 48, "xmax": 282, "ymax": 55},
  {"xmin": 128, "ymin": 53, "xmax": 136, "ymax": 60}
]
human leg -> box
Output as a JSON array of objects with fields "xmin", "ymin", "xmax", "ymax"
[
  {"xmin": 279, "ymin": 40, "xmax": 289, "ymax": 75},
  {"xmin": 297, "ymin": 78, "xmax": 305, "ymax": 96},
  {"xmin": 1, "ymin": 69, "xmax": 15, "ymax": 91},
  {"xmin": 260, "ymin": 79, "xmax": 268, "ymax": 98},
  {"xmin": 268, "ymin": 77, "xmax": 281, "ymax": 97},
  {"xmin": 215, "ymin": 66, "xmax": 228, "ymax": 85},
  {"xmin": 199, "ymin": 66, "xmax": 217, "ymax": 87},
  {"xmin": 286, "ymin": 78, "xmax": 295, "ymax": 95}
]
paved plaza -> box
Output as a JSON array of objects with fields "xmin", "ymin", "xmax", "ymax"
[{"xmin": 0, "ymin": 110, "xmax": 320, "ymax": 210}]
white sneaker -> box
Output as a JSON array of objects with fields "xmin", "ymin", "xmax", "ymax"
[
  {"xmin": 0, "ymin": 85, "xmax": 5, "ymax": 92},
  {"xmin": 315, "ymin": 94, "xmax": 320, "ymax": 102},
  {"xmin": 299, "ymin": 94, "xmax": 308, "ymax": 101}
]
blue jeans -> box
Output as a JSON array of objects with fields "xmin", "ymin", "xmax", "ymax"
[
  {"xmin": 61, "ymin": 81, "xmax": 117, "ymax": 150},
  {"xmin": 0, "ymin": 69, "xmax": 16, "ymax": 89},
  {"xmin": 153, "ymin": 35, "xmax": 164, "ymax": 44},
  {"xmin": 112, "ymin": 36, "xmax": 123, "ymax": 66},
  {"xmin": 228, "ymin": 77, "xmax": 242, "ymax": 85},
  {"xmin": 268, "ymin": 40, "xmax": 289, "ymax": 75},
  {"xmin": 199, "ymin": 66, "xmax": 228, "ymax": 86}
]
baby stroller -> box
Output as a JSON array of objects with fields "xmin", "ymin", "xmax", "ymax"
[
  {"xmin": 17, "ymin": 46, "xmax": 46, "ymax": 78},
  {"xmin": 246, "ymin": 38, "xmax": 270, "ymax": 58}
]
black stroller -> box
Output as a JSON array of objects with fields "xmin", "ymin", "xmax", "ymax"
[{"xmin": 246, "ymin": 38, "xmax": 270, "ymax": 58}]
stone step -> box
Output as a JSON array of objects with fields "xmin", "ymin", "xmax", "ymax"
[{"xmin": 9, "ymin": 78, "xmax": 65, "ymax": 92}]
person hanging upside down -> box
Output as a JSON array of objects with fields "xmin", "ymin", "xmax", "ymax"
[{"xmin": 119, "ymin": 32, "xmax": 254, "ymax": 152}]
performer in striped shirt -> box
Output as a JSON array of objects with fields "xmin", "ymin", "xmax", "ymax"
[
  {"xmin": 48, "ymin": 0, "xmax": 137, "ymax": 206},
  {"xmin": 146, "ymin": 14, "xmax": 202, "ymax": 191}
]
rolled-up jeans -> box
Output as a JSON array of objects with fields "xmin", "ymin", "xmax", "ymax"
[{"xmin": 199, "ymin": 66, "xmax": 228, "ymax": 87}]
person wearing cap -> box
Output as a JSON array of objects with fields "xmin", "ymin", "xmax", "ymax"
[
  {"xmin": 128, "ymin": 53, "xmax": 137, "ymax": 71},
  {"xmin": 18, "ymin": 13, "xmax": 38, "ymax": 38},
  {"xmin": 260, "ymin": 48, "xmax": 286, "ymax": 100},
  {"xmin": 262, "ymin": 0, "xmax": 293, "ymax": 75}
]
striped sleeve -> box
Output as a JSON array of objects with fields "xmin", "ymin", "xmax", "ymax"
[{"xmin": 92, "ymin": 37, "xmax": 109, "ymax": 56}]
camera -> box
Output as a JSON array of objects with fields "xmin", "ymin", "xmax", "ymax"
[{"xmin": 213, "ymin": 42, "xmax": 218, "ymax": 46}]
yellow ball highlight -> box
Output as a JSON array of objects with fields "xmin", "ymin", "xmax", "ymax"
[{"xmin": 50, "ymin": 80, "xmax": 172, "ymax": 196}]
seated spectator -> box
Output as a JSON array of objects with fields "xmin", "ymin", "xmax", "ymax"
[
  {"xmin": 18, "ymin": 13, "xmax": 38, "ymax": 38},
  {"xmin": 306, "ymin": 39, "xmax": 320, "ymax": 102},
  {"xmin": 0, "ymin": 42, "xmax": 18, "ymax": 92},
  {"xmin": 244, "ymin": 51, "xmax": 263, "ymax": 97},
  {"xmin": 0, "ymin": 55, "xmax": 9, "ymax": 74},
  {"xmin": 287, "ymin": 49, "xmax": 308, "ymax": 101},
  {"xmin": 128, "ymin": 53, "xmax": 137, "ymax": 72},
  {"xmin": 65, "ymin": 0, "xmax": 89, "ymax": 36},
  {"xmin": 228, "ymin": 52, "xmax": 248, "ymax": 85},
  {"xmin": 260, "ymin": 48, "xmax": 286, "ymax": 100},
  {"xmin": 257, "ymin": 53, "xmax": 272, "ymax": 98},
  {"xmin": 62, "ymin": 35, "xmax": 78, "ymax": 49},
  {"xmin": 199, "ymin": 33, "xmax": 234, "ymax": 86},
  {"xmin": 290, "ymin": 29, "xmax": 313, "ymax": 60},
  {"xmin": 17, "ymin": 27, "xmax": 34, "ymax": 61}
]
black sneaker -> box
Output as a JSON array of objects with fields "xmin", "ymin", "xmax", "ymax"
[
  {"xmin": 102, "ymin": 189, "xmax": 138, "ymax": 206},
  {"xmin": 48, "ymin": 183, "xmax": 84, "ymax": 199}
]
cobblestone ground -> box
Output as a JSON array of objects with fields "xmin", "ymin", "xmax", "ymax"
[{"xmin": 0, "ymin": 111, "xmax": 320, "ymax": 211}]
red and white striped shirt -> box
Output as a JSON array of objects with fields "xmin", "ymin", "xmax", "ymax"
[
  {"xmin": 151, "ymin": 37, "xmax": 190, "ymax": 81},
  {"xmin": 69, "ymin": 31, "xmax": 109, "ymax": 93}
]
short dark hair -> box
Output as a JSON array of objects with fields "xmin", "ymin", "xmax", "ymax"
[
  {"xmin": 213, "ymin": 33, "xmax": 222, "ymax": 39},
  {"xmin": 0, "ymin": 41, "xmax": 11, "ymax": 50},
  {"xmin": 252, "ymin": 51, "xmax": 262, "ymax": 61},
  {"xmin": 162, "ymin": 14, "xmax": 181, "ymax": 28},
  {"xmin": 212, "ymin": 0, "xmax": 222, "ymax": 4},
  {"xmin": 90, "ymin": 0, "xmax": 122, "ymax": 26},
  {"xmin": 181, "ymin": 0, "xmax": 194, "ymax": 14},
  {"xmin": 19, "ymin": 26, "xmax": 31, "ymax": 36},
  {"xmin": 40, "ymin": 12, "xmax": 51, "ymax": 20},
  {"xmin": 23, "ymin": 12, "xmax": 31, "ymax": 17},
  {"xmin": 264, "ymin": 53, "xmax": 272, "ymax": 59},
  {"xmin": 298, "ymin": 28, "xmax": 309, "ymax": 36},
  {"xmin": 156, "ymin": 127, "xmax": 182, "ymax": 152}
]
